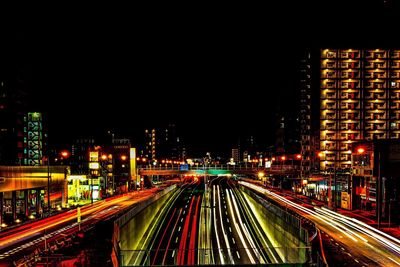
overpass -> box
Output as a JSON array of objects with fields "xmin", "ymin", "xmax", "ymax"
[
  {"xmin": 0, "ymin": 166, "xmax": 68, "ymax": 226},
  {"xmin": 138, "ymin": 164, "xmax": 300, "ymax": 177}
]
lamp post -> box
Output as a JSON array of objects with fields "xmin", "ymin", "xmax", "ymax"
[{"xmin": 280, "ymin": 156, "xmax": 286, "ymax": 190}]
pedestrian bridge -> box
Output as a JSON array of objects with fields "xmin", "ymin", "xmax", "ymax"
[{"xmin": 138, "ymin": 165, "xmax": 299, "ymax": 177}]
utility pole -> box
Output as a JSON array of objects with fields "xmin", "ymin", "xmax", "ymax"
[
  {"xmin": 47, "ymin": 156, "xmax": 51, "ymax": 215},
  {"xmin": 377, "ymin": 151, "xmax": 381, "ymax": 229}
]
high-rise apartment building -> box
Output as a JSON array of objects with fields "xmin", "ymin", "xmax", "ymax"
[
  {"xmin": 231, "ymin": 148, "xmax": 240, "ymax": 163},
  {"xmin": 320, "ymin": 49, "xmax": 400, "ymax": 170},
  {"xmin": 300, "ymin": 52, "xmax": 312, "ymax": 175},
  {"xmin": 144, "ymin": 129, "xmax": 156, "ymax": 161}
]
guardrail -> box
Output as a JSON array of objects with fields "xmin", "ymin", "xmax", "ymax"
[
  {"xmin": 118, "ymin": 248, "xmax": 310, "ymax": 266},
  {"xmin": 138, "ymin": 165, "xmax": 299, "ymax": 171},
  {"xmin": 112, "ymin": 185, "xmax": 177, "ymax": 267}
]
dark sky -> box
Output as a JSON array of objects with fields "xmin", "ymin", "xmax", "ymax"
[{"xmin": 5, "ymin": 3, "xmax": 400, "ymax": 156}]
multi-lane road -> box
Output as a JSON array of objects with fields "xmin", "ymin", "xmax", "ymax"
[
  {"xmin": 241, "ymin": 181, "xmax": 400, "ymax": 267},
  {"xmin": 143, "ymin": 176, "xmax": 285, "ymax": 266},
  {"xmin": 209, "ymin": 177, "xmax": 282, "ymax": 265},
  {"xmin": 0, "ymin": 187, "xmax": 163, "ymax": 265}
]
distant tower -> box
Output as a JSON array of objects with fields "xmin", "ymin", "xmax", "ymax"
[
  {"xmin": 231, "ymin": 148, "xmax": 240, "ymax": 163},
  {"xmin": 300, "ymin": 52, "xmax": 313, "ymax": 176},
  {"xmin": 144, "ymin": 129, "xmax": 156, "ymax": 161},
  {"xmin": 275, "ymin": 114, "xmax": 285, "ymax": 154},
  {"xmin": 24, "ymin": 112, "xmax": 43, "ymax": 166}
]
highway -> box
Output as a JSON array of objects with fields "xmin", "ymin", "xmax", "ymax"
[
  {"xmin": 144, "ymin": 179, "xmax": 203, "ymax": 266},
  {"xmin": 209, "ymin": 177, "xmax": 282, "ymax": 265},
  {"xmin": 139, "ymin": 177, "xmax": 287, "ymax": 265},
  {"xmin": 240, "ymin": 181, "xmax": 400, "ymax": 267},
  {"xmin": 0, "ymin": 187, "xmax": 164, "ymax": 265}
]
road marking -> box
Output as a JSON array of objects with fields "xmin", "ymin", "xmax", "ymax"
[
  {"xmin": 354, "ymin": 259, "xmax": 359, "ymax": 263},
  {"xmin": 227, "ymin": 218, "xmax": 229, "ymax": 223},
  {"xmin": 178, "ymin": 226, "xmax": 181, "ymax": 232},
  {"xmin": 335, "ymin": 242, "xmax": 339, "ymax": 246},
  {"xmin": 340, "ymin": 247, "xmax": 345, "ymax": 251},
  {"xmin": 347, "ymin": 252, "xmax": 352, "ymax": 257},
  {"xmin": 236, "ymin": 251, "xmax": 240, "ymax": 259},
  {"xmin": 232, "ymin": 238, "xmax": 235, "ymax": 244},
  {"xmin": 229, "ymin": 227, "xmax": 232, "ymax": 232},
  {"xmin": 225, "ymin": 211, "xmax": 228, "ymax": 215},
  {"xmin": 181, "ymin": 218, "xmax": 183, "ymax": 222},
  {"xmin": 183, "ymin": 211, "xmax": 186, "ymax": 215},
  {"xmin": 175, "ymin": 237, "xmax": 179, "ymax": 243},
  {"xmin": 224, "ymin": 205, "xmax": 226, "ymax": 209},
  {"xmin": 172, "ymin": 250, "xmax": 175, "ymax": 258},
  {"xmin": 185, "ymin": 205, "xmax": 187, "ymax": 208}
]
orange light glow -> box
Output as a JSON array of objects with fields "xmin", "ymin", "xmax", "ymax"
[
  {"xmin": 60, "ymin": 151, "xmax": 70, "ymax": 158},
  {"xmin": 101, "ymin": 155, "xmax": 107, "ymax": 160},
  {"xmin": 121, "ymin": 155, "xmax": 127, "ymax": 161},
  {"xmin": 357, "ymin": 147, "xmax": 365, "ymax": 154},
  {"xmin": 318, "ymin": 152, "xmax": 324, "ymax": 158},
  {"xmin": 296, "ymin": 154, "xmax": 302, "ymax": 159},
  {"xmin": 281, "ymin": 156, "xmax": 286, "ymax": 161}
]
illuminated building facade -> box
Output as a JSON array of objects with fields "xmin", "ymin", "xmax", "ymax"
[
  {"xmin": 144, "ymin": 129, "xmax": 156, "ymax": 161},
  {"xmin": 300, "ymin": 52, "xmax": 320, "ymax": 176},
  {"xmin": 231, "ymin": 148, "xmax": 240, "ymax": 163},
  {"xmin": 23, "ymin": 112, "xmax": 43, "ymax": 166},
  {"xmin": 320, "ymin": 49, "xmax": 400, "ymax": 170}
]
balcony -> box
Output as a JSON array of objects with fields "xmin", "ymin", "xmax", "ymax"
[
  {"xmin": 391, "ymin": 103, "xmax": 400, "ymax": 109},
  {"xmin": 324, "ymin": 51, "xmax": 337, "ymax": 59},
  {"xmin": 365, "ymin": 61, "xmax": 387, "ymax": 69},
  {"xmin": 391, "ymin": 50, "xmax": 400, "ymax": 58},
  {"xmin": 365, "ymin": 71, "xmax": 387, "ymax": 79},
  {"xmin": 340, "ymin": 102, "xmax": 360, "ymax": 109},
  {"xmin": 391, "ymin": 92, "xmax": 400, "ymax": 99},
  {"xmin": 391, "ymin": 133, "xmax": 400, "ymax": 138},
  {"xmin": 322, "ymin": 60, "xmax": 337, "ymax": 68},
  {"xmin": 391, "ymin": 61, "xmax": 400, "ymax": 69},
  {"xmin": 391, "ymin": 71, "xmax": 400, "ymax": 78},
  {"xmin": 390, "ymin": 114, "xmax": 400, "ymax": 120},
  {"xmin": 322, "ymin": 92, "xmax": 336, "ymax": 99},
  {"xmin": 340, "ymin": 50, "xmax": 360, "ymax": 59},
  {"xmin": 321, "ymin": 71, "xmax": 337, "ymax": 78},
  {"xmin": 321, "ymin": 80, "xmax": 337, "ymax": 89},
  {"xmin": 365, "ymin": 50, "xmax": 388, "ymax": 59},
  {"xmin": 365, "ymin": 93, "xmax": 386, "ymax": 99},
  {"xmin": 340, "ymin": 71, "xmax": 359, "ymax": 79},
  {"xmin": 325, "ymin": 125, "xmax": 336, "ymax": 130},
  {"xmin": 340, "ymin": 61, "xmax": 360, "ymax": 69},
  {"xmin": 340, "ymin": 92, "xmax": 360, "ymax": 99},
  {"xmin": 365, "ymin": 81, "xmax": 387, "ymax": 89},
  {"xmin": 324, "ymin": 114, "xmax": 335, "ymax": 120},
  {"xmin": 340, "ymin": 81, "xmax": 360, "ymax": 89}
]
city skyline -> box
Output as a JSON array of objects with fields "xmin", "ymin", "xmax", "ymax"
[{"xmin": 4, "ymin": 4, "xmax": 399, "ymax": 156}]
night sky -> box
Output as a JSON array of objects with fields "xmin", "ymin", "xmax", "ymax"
[{"xmin": 5, "ymin": 3, "xmax": 399, "ymax": 156}]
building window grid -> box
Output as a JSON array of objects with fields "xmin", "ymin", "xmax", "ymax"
[{"xmin": 320, "ymin": 49, "xmax": 400, "ymax": 169}]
